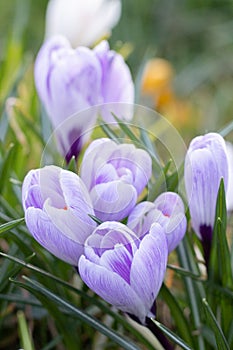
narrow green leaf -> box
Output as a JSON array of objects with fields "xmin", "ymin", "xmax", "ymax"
[
  {"xmin": 17, "ymin": 310, "xmax": 35, "ymax": 350},
  {"xmin": 100, "ymin": 123, "xmax": 120, "ymax": 143},
  {"xmin": 66, "ymin": 155, "xmax": 77, "ymax": 173},
  {"xmin": 16, "ymin": 276, "xmax": 142, "ymax": 350},
  {"xmin": 88, "ymin": 214, "xmax": 103, "ymax": 225},
  {"xmin": 0, "ymin": 143, "xmax": 15, "ymax": 193},
  {"xmin": 0, "ymin": 217, "xmax": 24, "ymax": 234},
  {"xmin": 160, "ymin": 284, "xmax": 194, "ymax": 347},
  {"xmin": 167, "ymin": 264, "xmax": 202, "ymax": 280},
  {"xmin": 177, "ymin": 237, "xmax": 206, "ymax": 350},
  {"xmin": 150, "ymin": 319, "xmax": 193, "ymax": 350},
  {"xmin": 112, "ymin": 114, "xmax": 141, "ymax": 144},
  {"xmin": 0, "ymin": 293, "xmax": 42, "ymax": 307},
  {"xmin": 202, "ymin": 298, "xmax": 230, "ymax": 350},
  {"xmin": 40, "ymin": 336, "xmax": 63, "ymax": 350},
  {"xmin": 2, "ymin": 253, "xmax": 156, "ymax": 350},
  {"xmin": 219, "ymin": 120, "xmax": 233, "ymax": 137},
  {"xmin": 209, "ymin": 179, "xmax": 233, "ymax": 287},
  {"xmin": 139, "ymin": 127, "xmax": 157, "ymax": 156},
  {"xmin": 166, "ymin": 162, "xmax": 184, "ymax": 192}
]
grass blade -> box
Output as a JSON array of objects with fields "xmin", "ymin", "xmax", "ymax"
[
  {"xmin": 0, "ymin": 217, "xmax": 24, "ymax": 234},
  {"xmin": 202, "ymin": 298, "xmax": 230, "ymax": 350},
  {"xmin": 150, "ymin": 319, "xmax": 193, "ymax": 350},
  {"xmin": 15, "ymin": 276, "xmax": 142, "ymax": 350}
]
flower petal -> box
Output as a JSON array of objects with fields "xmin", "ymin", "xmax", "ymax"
[
  {"xmin": 80, "ymin": 138, "xmax": 117, "ymax": 190},
  {"xmin": 59, "ymin": 169, "xmax": 95, "ymax": 219},
  {"xmin": 130, "ymin": 223, "xmax": 168, "ymax": 313},
  {"xmin": 100, "ymin": 245, "xmax": 132, "ymax": 284},
  {"xmin": 44, "ymin": 199, "xmax": 94, "ymax": 244},
  {"xmin": 154, "ymin": 192, "xmax": 187, "ymax": 252},
  {"xmin": 25, "ymin": 207, "xmax": 82, "ymax": 265},
  {"xmin": 90, "ymin": 181, "xmax": 137, "ymax": 221},
  {"xmin": 79, "ymin": 255, "xmax": 147, "ymax": 323},
  {"xmin": 94, "ymin": 40, "xmax": 134, "ymax": 122},
  {"xmin": 109, "ymin": 144, "xmax": 152, "ymax": 194},
  {"xmin": 185, "ymin": 147, "xmax": 222, "ymax": 237},
  {"xmin": 45, "ymin": 0, "xmax": 121, "ymax": 48},
  {"xmin": 127, "ymin": 201, "xmax": 161, "ymax": 239}
]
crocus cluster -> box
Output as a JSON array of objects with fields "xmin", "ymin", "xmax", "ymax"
[
  {"xmin": 22, "ymin": 138, "xmax": 187, "ymax": 324},
  {"xmin": 34, "ymin": 36, "xmax": 134, "ymax": 162}
]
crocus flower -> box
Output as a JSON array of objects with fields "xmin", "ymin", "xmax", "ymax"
[
  {"xmin": 225, "ymin": 141, "xmax": 233, "ymax": 211},
  {"xmin": 79, "ymin": 221, "xmax": 168, "ymax": 324},
  {"xmin": 127, "ymin": 192, "xmax": 187, "ymax": 253},
  {"xmin": 34, "ymin": 35, "xmax": 102, "ymax": 162},
  {"xmin": 34, "ymin": 36, "xmax": 134, "ymax": 162},
  {"xmin": 94, "ymin": 40, "xmax": 134, "ymax": 122},
  {"xmin": 45, "ymin": 0, "xmax": 121, "ymax": 48},
  {"xmin": 184, "ymin": 132, "xmax": 228, "ymax": 263},
  {"xmin": 80, "ymin": 138, "xmax": 152, "ymax": 221},
  {"xmin": 22, "ymin": 165, "xmax": 96, "ymax": 266}
]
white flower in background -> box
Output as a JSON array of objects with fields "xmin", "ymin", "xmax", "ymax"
[
  {"xmin": 226, "ymin": 141, "xmax": 233, "ymax": 211},
  {"xmin": 45, "ymin": 0, "xmax": 122, "ymax": 47}
]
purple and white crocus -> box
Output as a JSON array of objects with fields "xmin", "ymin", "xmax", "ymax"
[
  {"xmin": 80, "ymin": 138, "xmax": 152, "ymax": 221},
  {"xmin": 184, "ymin": 132, "xmax": 228, "ymax": 264},
  {"xmin": 34, "ymin": 36, "xmax": 134, "ymax": 162},
  {"xmin": 78, "ymin": 221, "xmax": 168, "ymax": 324},
  {"xmin": 34, "ymin": 35, "xmax": 102, "ymax": 163},
  {"xmin": 94, "ymin": 41, "xmax": 134, "ymax": 123},
  {"xmin": 127, "ymin": 192, "xmax": 187, "ymax": 253},
  {"xmin": 22, "ymin": 165, "xmax": 96, "ymax": 266}
]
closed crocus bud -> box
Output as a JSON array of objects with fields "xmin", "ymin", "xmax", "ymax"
[
  {"xmin": 45, "ymin": 0, "xmax": 121, "ymax": 48},
  {"xmin": 80, "ymin": 138, "xmax": 152, "ymax": 221},
  {"xmin": 127, "ymin": 192, "xmax": 187, "ymax": 253},
  {"xmin": 22, "ymin": 165, "xmax": 96, "ymax": 266},
  {"xmin": 184, "ymin": 132, "xmax": 228, "ymax": 264},
  {"xmin": 34, "ymin": 35, "xmax": 102, "ymax": 162},
  {"xmin": 94, "ymin": 40, "xmax": 134, "ymax": 122},
  {"xmin": 79, "ymin": 221, "xmax": 168, "ymax": 324}
]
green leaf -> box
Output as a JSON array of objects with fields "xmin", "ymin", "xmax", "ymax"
[
  {"xmin": 112, "ymin": 114, "xmax": 142, "ymax": 144},
  {"xmin": 66, "ymin": 155, "xmax": 78, "ymax": 172},
  {"xmin": 17, "ymin": 310, "xmax": 35, "ymax": 350},
  {"xmin": 150, "ymin": 319, "xmax": 193, "ymax": 350},
  {"xmin": 14, "ymin": 276, "xmax": 142, "ymax": 350},
  {"xmin": 0, "ymin": 217, "xmax": 24, "ymax": 234},
  {"xmin": 1, "ymin": 252, "xmax": 157, "ymax": 350},
  {"xmin": 219, "ymin": 120, "xmax": 233, "ymax": 137},
  {"xmin": 40, "ymin": 336, "xmax": 63, "ymax": 350},
  {"xmin": 0, "ymin": 143, "xmax": 16, "ymax": 193},
  {"xmin": 202, "ymin": 298, "xmax": 230, "ymax": 350},
  {"xmin": 167, "ymin": 264, "xmax": 202, "ymax": 280},
  {"xmin": 100, "ymin": 122, "xmax": 120, "ymax": 143},
  {"xmin": 177, "ymin": 237, "xmax": 206, "ymax": 350},
  {"xmin": 209, "ymin": 179, "xmax": 233, "ymax": 287},
  {"xmin": 160, "ymin": 284, "xmax": 194, "ymax": 347},
  {"xmin": 88, "ymin": 214, "xmax": 103, "ymax": 225}
]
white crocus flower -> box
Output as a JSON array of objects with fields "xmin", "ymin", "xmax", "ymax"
[{"xmin": 45, "ymin": 0, "xmax": 121, "ymax": 47}]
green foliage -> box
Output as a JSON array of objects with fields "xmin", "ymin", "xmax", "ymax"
[{"xmin": 0, "ymin": 1, "xmax": 233, "ymax": 349}]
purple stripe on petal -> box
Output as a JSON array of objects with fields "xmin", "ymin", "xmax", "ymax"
[
  {"xmin": 25, "ymin": 207, "xmax": 81, "ymax": 266},
  {"xmin": 78, "ymin": 256, "xmax": 147, "ymax": 323},
  {"xmin": 100, "ymin": 245, "xmax": 132, "ymax": 284},
  {"xmin": 130, "ymin": 223, "xmax": 168, "ymax": 313}
]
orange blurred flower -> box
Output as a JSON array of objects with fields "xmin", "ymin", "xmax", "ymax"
[{"xmin": 141, "ymin": 58, "xmax": 197, "ymax": 129}]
